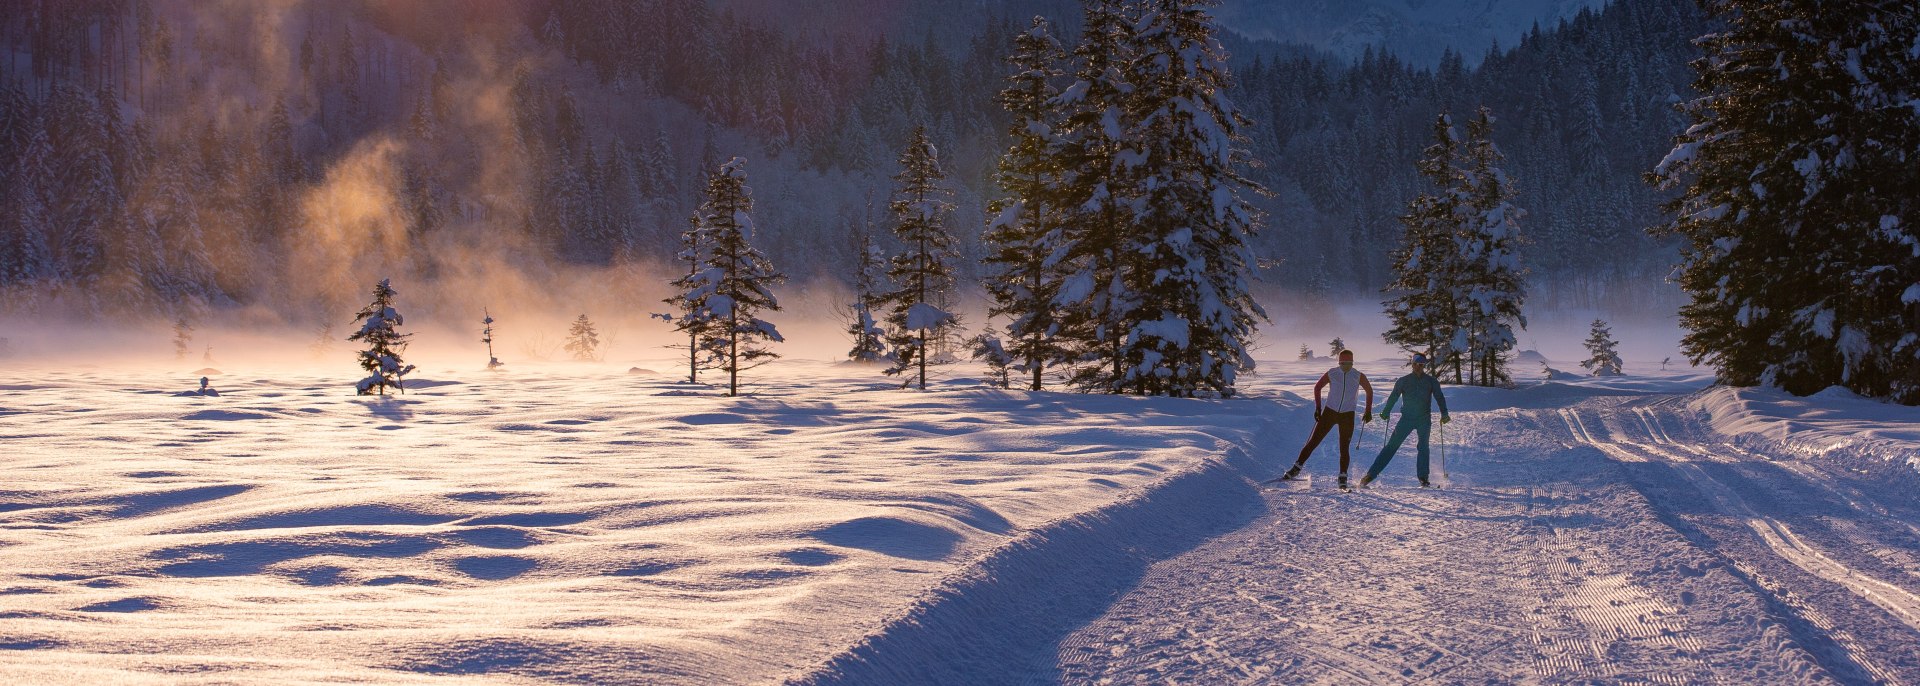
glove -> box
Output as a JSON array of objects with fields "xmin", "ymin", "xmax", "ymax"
[
  {"xmin": 1362, "ymin": 412, "xmax": 1373, "ymax": 423},
  {"xmin": 1441, "ymin": 415, "xmax": 1451, "ymax": 425},
  {"xmin": 1313, "ymin": 408, "xmax": 1323, "ymax": 422}
]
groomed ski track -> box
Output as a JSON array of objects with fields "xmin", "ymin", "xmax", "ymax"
[{"xmin": 793, "ymin": 389, "xmax": 1920, "ymax": 685}]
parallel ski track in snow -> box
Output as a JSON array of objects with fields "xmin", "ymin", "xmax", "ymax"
[
  {"xmin": 1050, "ymin": 392, "xmax": 1919, "ymax": 686},
  {"xmin": 1561, "ymin": 399, "xmax": 1920, "ymax": 684}
]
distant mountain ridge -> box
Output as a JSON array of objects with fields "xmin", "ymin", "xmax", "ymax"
[{"xmin": 1214, "ymin": 0, "xmax": 1607, "ymax": 66}]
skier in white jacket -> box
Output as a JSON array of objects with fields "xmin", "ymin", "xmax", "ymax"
[{"xmin": 1277, "ymin": 350, "xmax": 1374, "ymax": 489}]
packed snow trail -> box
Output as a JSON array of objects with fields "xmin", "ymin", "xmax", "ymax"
[{"xmin": 1053, "ymin": 392, "xmax": 1920, "ymax": 685}]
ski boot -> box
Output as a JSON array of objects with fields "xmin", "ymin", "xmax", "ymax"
[
  {"xmin": 1277, "ymin": 466, "xmax": 1302, "ymax": 481},
  {"xmin": 1338, "ymin": 474, "xmax": 1350, "ymax": 491}
]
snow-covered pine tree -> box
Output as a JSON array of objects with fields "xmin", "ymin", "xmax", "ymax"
[
  {"xmin": 1329, "ymin": 337, "xmax": 1347, "ymax": 356},
  {"xmin": 844, "ymin": 213, "xmax": 888, "ymax": 363},
  {"xmin": 657, "ymin": 213, "xmax": 720, "ymax": 383},
  {"xmin": 1650, "ymin": 0, "xmax": 1920, "ymax": 404},
  {"xmin": 1298, "ymin": 344, "xmax": 1313, "ymax": 361},
  {"xmin": 1109, "ymin": 0, "xmax": 1269, "ymax": 397},
  {"xmin": 984, "ymin": 16, "xmax": 1070, "ymax": 391},
  {"xmin": 1050, "ymin": 0, "xmax": 1140, "ymax": 394},
  {"xmin": 695, "ymin": 158, "xmax": 785, "ymax": 397},
  {"xmin": 968, "ymin": 324, "xmax": 1015, "ymax": 389},
  {"xmin": 1581, "ymin": 318, "xmax": 1623, "ymax": 376},
  {"xmin": 482, "ymin": 309, "xmax": 502, "ymax": 369},
  {"xmin": 565, "ymin": 314, "xmax": 600, "ymax": 361},
  {"xmin": 347, "ymin": 278, "xmax": 415, "ymax": 395},
  {"xmin": 877, "ymin": 126, "xmax": 961, "ymax": 390},
  {"xmin": 172, "ymin": 315, "xmax": 192, "ymax": 361},
  {"xmin": 1383, "ymin": 114, "xmax": 1467, "ymax": 379},
  {"xmin": 1454, "ymin": 108, "xmax": 1528, "ymax": 387}
]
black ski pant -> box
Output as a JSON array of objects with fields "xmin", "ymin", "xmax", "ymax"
[{"xmin": 1292, "ymin": 409, "xmax": 1355, "ymax": 475}]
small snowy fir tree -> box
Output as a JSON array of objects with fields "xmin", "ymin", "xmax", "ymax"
[
  {"xmin": 1329, "ymin": 337, "xmax": 1346, "ymax": 356},
  {"xmin": 172, "ymin": 316, "xmax": 193, "ymax": 361},
  {"xmin": 1581, "ymin": 319, "xmax": 1624, "ymax": 376},
  {"xmin": 565, "ymin": 314, "xmax": 600, "ymax": 361},
  {"xmin": 202, "ymin": 345, "xmax": 214, "ymax": 365},
  {"xmin": 347, "ymin": 278, "xmax": 415, "ymax": 396},
  {"xmin": 983, "ymin": 16, "xmax": 1072, "ymax": 391},
  {"xmin": 657, "ymin": 213, "xmax": 720, "ymax": 383},
  {"xmin": 844, "ymin": 213, "xmax": 888, "ymax": 363},
  {"xmin": 1650, "ymin": 0, "xmax": 1919, "ymax": 404},
  {"xmin": 482, "ymin": 309, "xmax": 503, "ymax": 369},
  {"xmin": 876, "ymin": 126, "xmax": 961, "ymax": 390},
  {"xmin": 969, "ymin": 325, "xmax": 1016, "ymax": 389},
  {"xmin": 1298, "ymin": 344, "xmax": 1313, "ymax": 361},
  {"xmin": 694, "ymin": 158, "xmax": 785, "ymax": 397}
]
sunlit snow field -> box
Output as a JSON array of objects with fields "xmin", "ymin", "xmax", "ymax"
[
  {"xmin": 0, "ymin": 359, "xmax": 1283, "ymax": 684},
  {"xmin": 3, "ymin": 354, "xmax": 1913, "ymax": 684}
]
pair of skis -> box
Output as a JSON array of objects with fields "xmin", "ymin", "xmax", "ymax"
[{"xmin": 1264, "ymin": 415, "xmax": 1452, "ymax": 490}]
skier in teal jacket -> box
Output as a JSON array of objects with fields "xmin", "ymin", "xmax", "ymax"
[{"xmin": 1360, "ymin": 352, "xmax": 1450, "ymax": 488}]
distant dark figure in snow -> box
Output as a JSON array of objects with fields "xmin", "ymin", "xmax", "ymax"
[
  {"xmin": 176, "ymin": 376, "xmax": 219, "ymax": 397},
  {"xmin": 348, "ymin": 279, "xmax": 415, "ymax": 396},
  {"xmin": 565, "ymin": 314, "xmax": 600, "ymax": 362},
  {"xmin": 1581, "ymin": 319, "xmax": 1624, "ymax": 376},
  {"xmin": 1361, "ymin": 353, "xmax": 1451, "ymax": 488},
  {"xmin": 1278, "ymin": 350, "xmax": 1375, "ymax": 489}
]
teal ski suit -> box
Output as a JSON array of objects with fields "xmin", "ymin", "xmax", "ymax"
[{"xmin": 1363, "ymin": 372, "xmax": 1449, "ymax": 483}]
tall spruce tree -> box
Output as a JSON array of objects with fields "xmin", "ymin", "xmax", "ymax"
[
  {"xmin": 658, "ymin": 213, "xmax": 719, "ymax": 383},
  {"xmin": 1650, "ymin": 0, "xmax": 1920, "ymax": 403},
  {"xmin": 1110, "ymin": 0, "xmax": 1269, "ymax": 397},
  {"xmin": 695, "ymin": 158, "xmax": 785, "ymax": 397},
  {"xmin": 984, "ymin": 16, "xmax": 1070, "ymax": 391},
  {"xmin": 348, "ymin": 278, "xmax": 414, "ymax": 395},
  {"xmin": 1581, "ymin": 318, "xmax": 1623, "ymax": 376},
  {"xmin": 1454, "ymin": 108, "xmax": 1528, "ymax": 387},
  {"xmin": 1383, "ymin": 114, "xmax": 1467, "ymax": 377},
  {"xmin": 877, "ymin": 126, "xmax": 960, "ymax": 390},
  {"xmin": 1052, "ymin": 0, "xmax": 1138, "ymax": 393}
]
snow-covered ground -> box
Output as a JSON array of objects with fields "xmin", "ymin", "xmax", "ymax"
[
  {"xmin": 0, "ymin": 360, "xmax": 1281, "ymax": 684},
  {"xmin": 3, "ymin": 357, "xmax": 1916, "ymax": 684}
]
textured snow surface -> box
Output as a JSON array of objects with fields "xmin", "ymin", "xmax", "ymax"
[
  {"xmin": 1053, "ymin": 370, "xmax": 1920, "ymax": 685},
  {"xmin": 0, "ymin": 360, "xmax": 1276, "ymax": 684},
  {"xmin": 4, "ymin": 360, "xmax": 1917, "ymax": 684}
]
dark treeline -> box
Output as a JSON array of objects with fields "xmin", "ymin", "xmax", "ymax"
[{"xmin": 0, "ymin": 0, "xmax": 1701, "ymax": 325}]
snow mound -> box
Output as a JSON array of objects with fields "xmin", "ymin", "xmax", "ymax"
[
  {"xmin": 1692, "ymin": 385, "xmax": 1920, "ymax": 475},
  {"xmin": 192, "ymin": 368, "xmax": 222, "ymax": 375}
]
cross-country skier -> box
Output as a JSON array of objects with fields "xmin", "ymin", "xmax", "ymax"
[
  {"xmin": 1278, "ymin": 349, "xmax": 1373, "ymax": 489},
  {"xmin": 1359, "ymin": 352, "xmax": 1449, "ymax": 488}
]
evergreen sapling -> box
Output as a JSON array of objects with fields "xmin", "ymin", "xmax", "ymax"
[
  {"xmin": 565, "ymin": 314, "xmax": 601, "ymax": 361},
  {"xmin": 1581, "ymin": 319, "xmax": 1624, "ymax": 376},
  {"xmin": 347, "ymin": 278, "xmax": 415, "ymax": 395}
]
